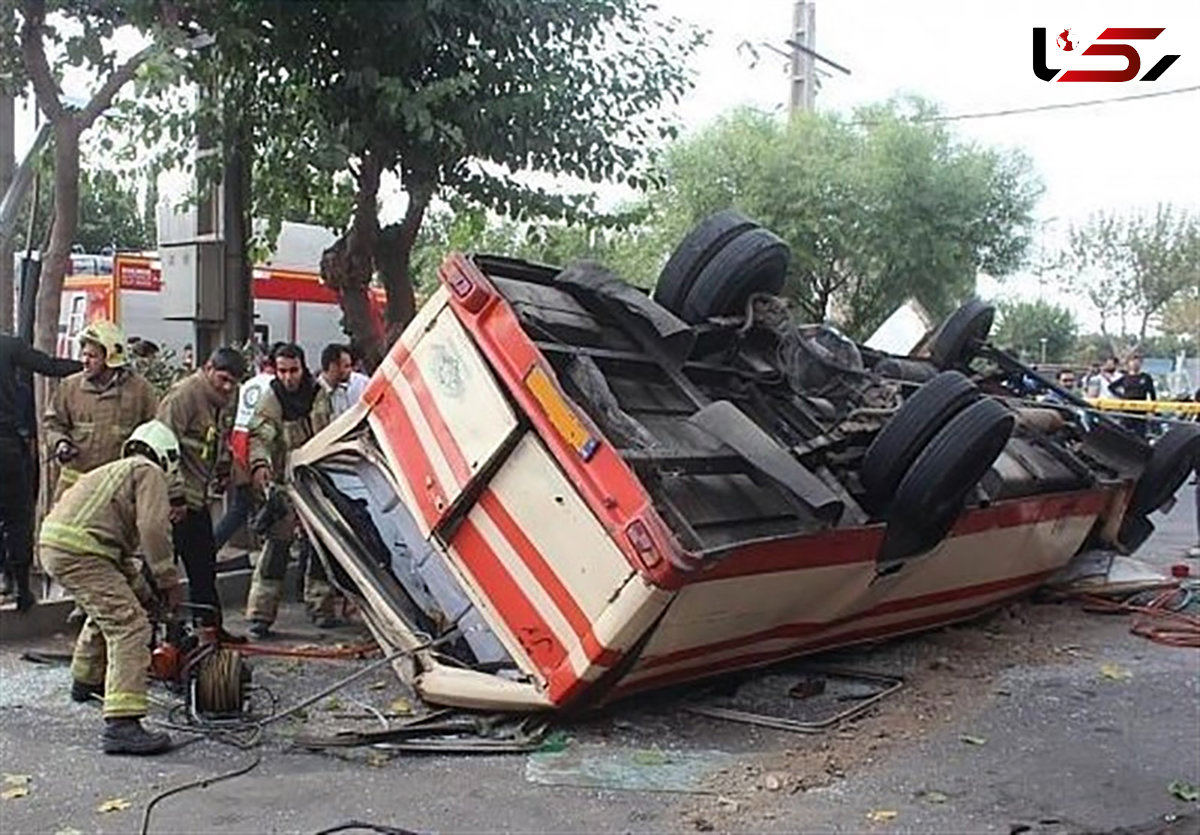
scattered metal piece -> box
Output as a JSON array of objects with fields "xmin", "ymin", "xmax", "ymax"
[
  {"xmin": 685, "ymin": 667, "xmax": 903, "ymax": 734},
  {"xmin": 293, "ymin": 711, "xmax": 548, "ymax": 753}
]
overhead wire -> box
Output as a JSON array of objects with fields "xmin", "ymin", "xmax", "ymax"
[{"xmin": 851, "ymin": 84, "xmax": 1200, "ymax": 125}]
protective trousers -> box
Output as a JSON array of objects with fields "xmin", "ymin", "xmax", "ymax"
[
  {"xmin": 39, "ymin": 547, "xmax": 151, "ymax": 718},
  {"xmin": 172, "ymin": 507, "xmax": 222, "ymax": 625},
  {"xmin": 245, "ymin": 537, "xmax": 334, "ymax": 626}
]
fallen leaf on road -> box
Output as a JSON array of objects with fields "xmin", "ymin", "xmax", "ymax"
[
  {"xmin": 1169, "ymin": 780, "xmax": 1199, "ymax": 802},
  {"xmin": 923, "ymin": 790, "xmax": 949, "ymax": 804},
  {"xmin": 1099, "ymin": 663, "xmax": 1132, "ymax": 681},
  {"xmin": 866, "ymin": 809, "xmax": 898, "ymax": 822},
  {"xmin": 3, "ymin": 774, "xmax": 31, "ymax": 786},
  {"xmin": 387, "ymin": 698, "xmax": 412, "ymax": 715},
  {"xmin": 960, "ymin": 734, "xmax": 988, "ymax": 746},
  {"xmin": 1, "ymin": 786, "xmax": 30, "ymax": 800},
  {"xmin": 54, "ymin": 828, "xmax": 83, "ymax": 835},
  {"xmin": 367, "ymin": 681, "xmax": 387, "ymax": 691},
  {"xmin": 632, "ymin": 748, "xmax": 669, "ymax": 766},
  {"xmin": 365, "ymin": 751, "xmax": 390, "ymax": 768},
  {"xmin": 96, "ymin": 797, "xmax": 132, "ymax": 813}
]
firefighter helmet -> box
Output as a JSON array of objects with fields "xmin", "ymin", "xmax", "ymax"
[
  {"xmin": 123, "ymin": 420, "xmax": 181, "ymax": 476},
  {"xmin": 78, "ymin": 319, "xmax": 128, "ymax": 368}
]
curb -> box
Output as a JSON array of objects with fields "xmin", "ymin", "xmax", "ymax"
[{"xmin": 0, "ymin": 565, "xmax": 297, "ymax": 643}]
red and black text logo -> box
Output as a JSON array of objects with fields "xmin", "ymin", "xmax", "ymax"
[{"xmin": 1033, "ymin": 27, "xmax": 1180, "ymax": 82}]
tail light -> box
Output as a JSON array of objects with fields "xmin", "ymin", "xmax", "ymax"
[
  {"xmin": 439, "ymin": 259, "xmax": 491, "ymax": 313},
  {"xmin": 626, "ymin": 519, "xmax": 662, "ymax": 569}
]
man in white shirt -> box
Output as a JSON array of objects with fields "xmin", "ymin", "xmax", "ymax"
[
  {"xmin": 1092, "ymin": 354, "xmax": 1122, "ymax": 399},
  {"xmin": 319, "ymin": 343, "xmax": 365, "ymax": 418},
  {"xmin": 213, "ymin": 346, "xmax": 277, "ymax": 550}
]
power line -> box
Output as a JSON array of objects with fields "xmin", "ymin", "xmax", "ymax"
[{"xmin": 861, "ymin": 84, "xmax": 1200, "ymax": 125}]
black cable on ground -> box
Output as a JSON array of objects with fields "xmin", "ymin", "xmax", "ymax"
[
  {"xmin": 138, "ymin": 751, "xmax": 263, "ymax": 835},
  {"xmin": 139, "ymin": 634, "xmax": 457, "ymax": 835},
  {"xmin": 312, "ymin": 822, "xmax": 422, "ymax": 835}
]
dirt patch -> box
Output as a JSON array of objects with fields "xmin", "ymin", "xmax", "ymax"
[{"xmin": 673, "ymin": 597, "xmax": 1122, "ymax": 831}]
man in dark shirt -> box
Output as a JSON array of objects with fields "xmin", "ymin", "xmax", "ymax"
[
  {"xmin": 1, "ymin": 334, "xmax": 83, "ymax": 610},
  {"xmin": 1109, "ymin": 352, "xmax": 1156, "ymax": 401},
  {"xmin": 1109, "ymin": 351, "xmax": 1156, "ymax": 437}
]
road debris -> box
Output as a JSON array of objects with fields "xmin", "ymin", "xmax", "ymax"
[
  {"xmin": 525, "ymin": 744, "xmax": 735, "ymax": 793},
  {"xmin": 1099, "ymin": 663, "xmax": 1133, "ymax": 681},
  {"xmin": 1169, "ymin": 781, "xmax": 1200, "ymax": 802},
  {"xmin": 685, "ymin": 667, "xmax": 904, "ymax": 734}
]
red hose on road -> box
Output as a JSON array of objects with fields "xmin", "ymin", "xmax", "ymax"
[{"xmin": 1079, "ymin": 589, "xmax": 1200, "ymax": 648}]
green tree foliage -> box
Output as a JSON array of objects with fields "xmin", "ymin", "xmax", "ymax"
[
  {"xmin": 643, "ymin": 103, "xmax": 1040, "ymax": 338},
  {"xmin": 17, "ymin": 166, "xmax": 153, "ymax": 252},
  {"xmin": 410, "ymin": 204, "xmax": 665, "ymax": 300},
  {"xmin": 992, "ymin": 298, "xmax": 1078, "ymax": 363},
  {"xmin": 1160, "ymin": 288, "xmax": 1199, "ymax": 346},
  {"xmin": 1, "ymin": 0, "xmax": 179, "ymax": 353},
  {"xmin": 1056, "ymin": 204, "xmax": 1200, "ymax": 343},
  {"xmin": 139, "ymin": 0, "xmax": 703, "ymax": 366}
]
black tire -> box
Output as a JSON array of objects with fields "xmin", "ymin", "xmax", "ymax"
[
  {"xmin": 679, "ymin": 227, "xmax": 790, "ymax": 323},
  {"xmin": 888, "ymin": 398, "xmax": 1016, "ymax": 542},
  {"xmin": 1129, "ymin": 423, "xmax": 1200, "ymax": 515},
  {"xmin": 1117, "ymin": 514, "xmax": 1155, "ymax": 553},
  {"xmin": 874, "ymin": 356, "xmax": 938, "ymax": 383},
  {"xmin": 930, "ymin": 299, "xmax": 995, "ymax": 370},
  {"xmin": 861, "ymin": 371, "xmax": 979, "ymax": 510},
  {"xmin": 654, "ymin": 210, "xmax": 759, "ymax": 315}
]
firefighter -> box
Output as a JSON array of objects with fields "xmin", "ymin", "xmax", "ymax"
[
  {"xmin": 0, "ymin": 334, "xmax": 82, "ymax": 611},
  {"xmin": 38, "ymin": 420, "xmax": 182, "ymax": 755},
  {"xmin": 44, "ymin": 320, "xmax": 158, "ymax": 502},
  {"xmin": 245, "ymin": 343, "xmax": 336, "ymax": 638},
  {"xmin": 158, "ymin": 347, "xmax": 247, "ymax": 642}
]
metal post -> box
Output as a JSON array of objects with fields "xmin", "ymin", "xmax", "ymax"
[
  {"xmin": 0, "ymin": 92, "xmax": 14, "ymax": 333},
  {"xmin": 221, "ymin": 109, "xmax": 251, "ymax": 350},
  {"xmin": 789, "ymin": 1, "xmax": 817, "ymax": 114}
]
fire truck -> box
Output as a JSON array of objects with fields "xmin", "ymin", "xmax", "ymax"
[{"xmin": 58, "ymin": 249, "xmax": 384, "ymax": 364}]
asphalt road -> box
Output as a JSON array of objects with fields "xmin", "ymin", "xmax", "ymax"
[{"xmin": 1, "ymin": 488, "xmax": 1197, "ymax": 835}]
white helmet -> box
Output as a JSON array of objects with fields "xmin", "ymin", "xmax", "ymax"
[{"xmin": 123, "ymin": 420, "xmax": 181, "ymax": 476}]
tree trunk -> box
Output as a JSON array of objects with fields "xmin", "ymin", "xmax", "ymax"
[
  {"xmin": 321, "ymin": 152, "xmax": 384, "ymax": 369},
  {"xmin": 377, "ymin": 179, "xmax": 431, "ymax": 339},
  {"xmin": 33, "ymin": 121, "xmax": 80, "ymax": 355}
]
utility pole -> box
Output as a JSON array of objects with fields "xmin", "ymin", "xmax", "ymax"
[
  {"xmin": 0, "ymin": 92, "xmax": 13, "ymax": 333},
  {"xmin": 789, "ymin": 0, "xmax": 817, "ymax": 114}
]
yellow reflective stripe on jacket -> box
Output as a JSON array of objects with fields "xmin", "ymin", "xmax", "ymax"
[
  {"xmin": 74, "ymin": 459, "xmax": 136, "ymax": 522},
  {"xmin": 103, "ymin": 690, "xmax": 148, "ymax": 717},
  {"xmin": 38, "ymin": 521, "xmax": 122, "ymax": 561},
  {"xmin": 59, "ymin": 466, "xmax": 83, "ymax": 486}
]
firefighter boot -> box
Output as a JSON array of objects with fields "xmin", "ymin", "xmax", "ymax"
[
  {"xmin": 71, "ymin": 680, "xmax": 104, "ymax": 704},
  {"xmin": 102, "ymin": 718, "xmax": 171, "ymax": 755}
]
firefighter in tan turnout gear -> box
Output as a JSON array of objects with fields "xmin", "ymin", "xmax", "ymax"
[
  {"xmin": 157, "ymin": 347, "xmax": 247, "ymax": 642},
  {"xmin": 245, "ymin": 343, "xmax": 336, "ymax": 638},
  {"xmin": 38, "ymin": 420, "xmax": 182, "ymax": 755},
  {"xmin": 43, "ymin": 320, "xmax": 157, "ymax": 500}
]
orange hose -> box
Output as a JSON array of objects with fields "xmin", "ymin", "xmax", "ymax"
[{"xmin": 1076, "ymin": 590, "xmax": 1200, "ymax": 649}]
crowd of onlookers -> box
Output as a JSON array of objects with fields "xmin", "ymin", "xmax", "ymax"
[{"xmin": 1051, "ymin": 350, "xmax": 1159, "ymax": 402}]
